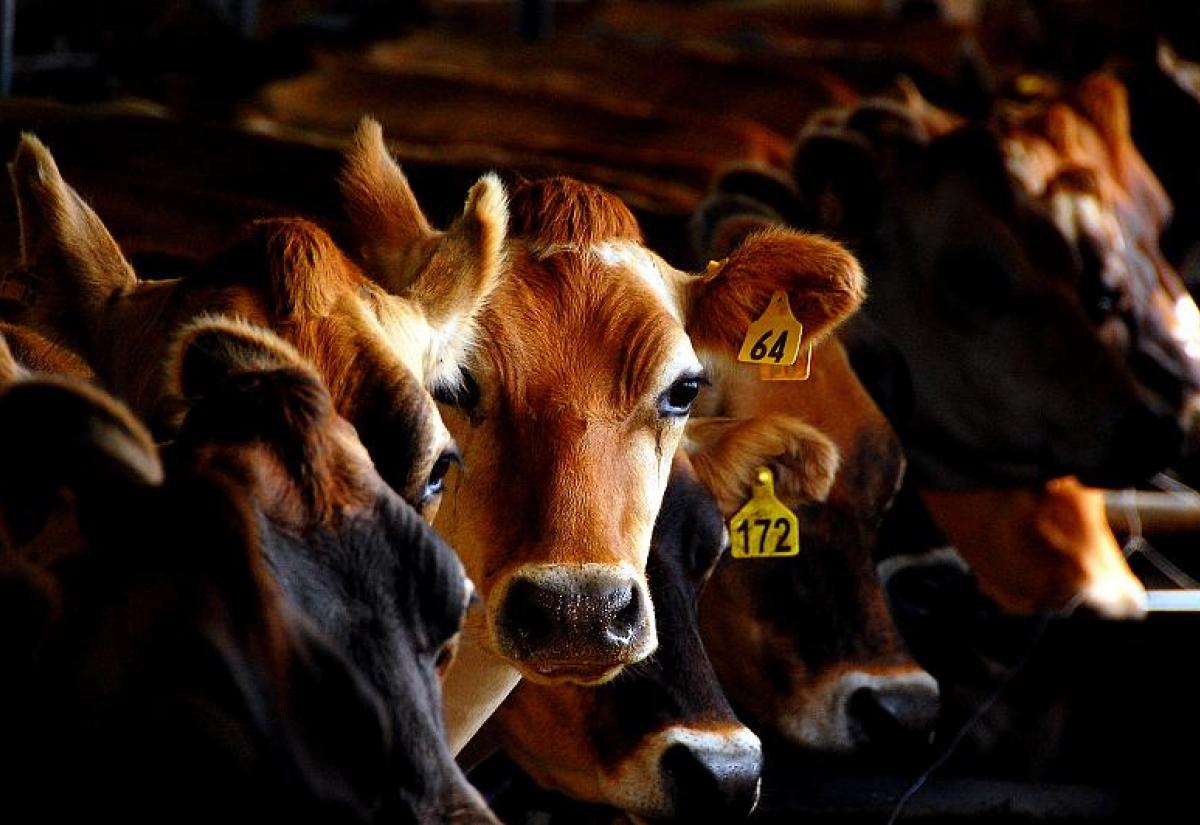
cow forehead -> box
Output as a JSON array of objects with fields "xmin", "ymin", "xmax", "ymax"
[{"xmin": 477, "ymin": 245, "xmax": 697, "ymax": 410}]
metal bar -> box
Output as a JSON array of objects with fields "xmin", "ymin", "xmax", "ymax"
[
  {"xmin": 1105, "ymin": 490, "xmax": 1200, "ymax": 536},
  {"xmin": 1145, "ymin": 589, "xmax": 1200, "ymax": 612}
]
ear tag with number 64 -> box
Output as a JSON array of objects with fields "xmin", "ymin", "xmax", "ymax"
[
  {"xmin": 729, "ymin": 466, "xmax": 800, "ymax": 560},
  {"xmin": 738, "ymin": 290, "xmax": 803, "ymax": 367}
]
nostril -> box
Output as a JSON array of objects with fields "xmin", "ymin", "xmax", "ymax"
[
  {"xmin": 847, "ymin": 683, "xmax": 940, "ymax": 748},
  {"xmin": 608, "ymin": 583, "xmax": 642, "ymax": 644},
  {"xmin": 499, "ymin": 579, "xmax": 558, "ymax": 654},
  {"xmin": 660, "ymin": 741, "xmax": 762, "ymax": 819}
]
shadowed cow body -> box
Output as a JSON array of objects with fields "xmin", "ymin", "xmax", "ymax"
[{"xmin": 0, "ymin": 375, "xmax": 396, "ymax": 822}]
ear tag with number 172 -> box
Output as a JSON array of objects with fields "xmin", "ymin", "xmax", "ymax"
[
  {"xmin": 738, "ymin": 290, "xmax": 803, "ymax": 366},
  {"xmin": 729, "ymin": 466, "xmax": 801, "ymax": 559}
]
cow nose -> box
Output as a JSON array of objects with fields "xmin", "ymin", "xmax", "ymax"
[
  {"xmin": 846, "ymin": 679, "xmax": 940, "ymax": 749},
  {"xmin": 495, "ymin": 565, "xmax": 655, "ymax": 678},
  {"xmin": 659, "ymin": 737, "xmax": 763, "ymax": 820}
]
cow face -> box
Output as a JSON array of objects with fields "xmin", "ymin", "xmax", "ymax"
[
  {"xmin": 6, "ymin": 134, "xmax": 494, "ymax": 521},
  {"xmin": 992, "ymin": 74, "xmax": 1200, "ymax": 449},
  {"xmin": 165, "ymin": 317, "xmax": 495, "ymax": 824},
  {"xmin": 696, "ymin": 104, "xmax": 1183, "ymax": 489},
  {"xmin": 0, "ymin": 376, "xmax": 397, "ymax": 822},
  {"xmin": 341, "ymin": 121, "xmax": 865, "ymax": 685},
  {"xmin": 492, "ymin": 454, "xmax": 767, "ymax": 821},
  {"xmin": 688, "ymin": 338, "xmax": 938, "ymax": 754}
]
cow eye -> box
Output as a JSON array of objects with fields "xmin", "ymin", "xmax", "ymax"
[
  {"xmin": 434, "ymin": 634, "xmax": 461, "ymax": 676},
  {"xmin": 424, "ymin": 449, "xmax": 461, "ymax": 498},
  {"xmin": 434, "ymin": 370, "xmax": 481, "ymax": 411},
  {"xmin": 658, "ymin": 374, "xmax": 705, "ymax": 418}
]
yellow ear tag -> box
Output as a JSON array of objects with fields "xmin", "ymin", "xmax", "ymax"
[
  {"xmin": 737, "ymin": 290, "xmax": 803, "ymax": 367},
  {"xmin": 759, "ymin": 342, "xmax": 813, "ymax": 382},
  {"xmin": 729, "ymin": 466, "xmax": 801, "ymax": 560}
]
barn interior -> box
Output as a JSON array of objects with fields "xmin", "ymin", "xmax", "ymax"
[{"xmin": 2, "ymin": 2, "xmax": 1199, "ymax": 823}]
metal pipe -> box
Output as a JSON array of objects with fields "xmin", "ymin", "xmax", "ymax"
[{"xmin": 1105, "ymin": 490, "xmax": 1200, "ymax": 536}]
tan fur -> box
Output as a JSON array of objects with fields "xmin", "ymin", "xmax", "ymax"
[
  {"xmin": 0, "ymin": 322, "xmax": 93, "ymax": 381},
  {"xmin": 920, "ymin": 478, "xmax": 1146, "ymax": 616},
  {"xmin": 0, "ymin": 329, "xmax": 23, "ymax": 385},
  {"xmin": 7, "ymin": 140, "xmax": 464, "ymax": 520},
  {"xmin": 168, "ymin": 316, "xmax": 377, "ymax": 529},
  {"xmin": 685, "ymin": 415, "xmax": 840, "ymax": 515},
  {"xmin": 9, "ymin": 134, "xmax": 137, "ymax": 352},
  {"xmin": 339, "ymin": 117, "xmax": 508, "ymax": 377},
  {"xmin": 686, "ymin": 226, "xmax": 866, "ymax": 356}
]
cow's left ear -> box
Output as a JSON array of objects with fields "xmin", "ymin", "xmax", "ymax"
[
  {"xmin": 683, "ymin": 415, "xmax": 840, "ymax": 516},
  {"xmin": 684, "ymin": 225, "xmax": 865, "ymax": 356},
  {"xmin": 340, "ymin": 118, "xmax": 507, "ymax": 375},
  {"xmin": 1075, "ymin": 73, "xmax": 1172, "ymax": 231}
]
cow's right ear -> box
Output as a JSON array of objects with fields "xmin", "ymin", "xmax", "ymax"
[
  {"xmin": 8, "ymin": 135, "xmax": 137, "ymax": 335},
  {"xmin": 683, "ymin": 415, "xmax": 840, "ymax": 516},
  {"xmin": 0, "ymin": 378, "xmax": 161, "ymax": 549}
]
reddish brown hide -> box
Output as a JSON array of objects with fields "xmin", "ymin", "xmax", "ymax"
[
  {"xmin": 4, "ymin": 132, "xmax": 505, "ymax": 519},
  {"xmin": 920, "ymin": 479, "xmax": 1145, "ymax": 617}
]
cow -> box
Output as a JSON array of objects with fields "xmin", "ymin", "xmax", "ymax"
[
  {"xmin": 5, "ymin": 132, "xmax": 497, "ymax": 521},
  {"xmin": 695, "ymin": 99, "xmax": 1182, "ymax": 492},
  {"xmin": 332, "ymin": 125, "xmax": 867, "ymax": 748},
  {"xmin": 485, "ymin": 417, "xmax": 840, "ymax": 821},
  {"xmin": 0, "ymin": 373, "xmax": 396, "ymax": 822},
  {"xmin": 163, "ymin": 316, "xmax": 495, "ymax": 823}
]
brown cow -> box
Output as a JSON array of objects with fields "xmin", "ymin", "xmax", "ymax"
[
  {"xmin": 333, "ymin": 122, "xmax": 866, "ymax": 747},
  {"xmin": 4, "ymin": 132, "xmax": 498, "ymax": 519},
  {"xmin": 487, "ymin": 419, "xmax": 839, "ymax": 821},
  {"xmin": 0, "ymin": 320, "xmax": 93, "ymax": 383}
]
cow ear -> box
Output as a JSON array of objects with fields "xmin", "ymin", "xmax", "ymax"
[
  {"xmin": 790, "ymin": 127, "xmax": 882, "ymax": 236},
  {"xmin": 1074, "ymin": 73, "xmax": 1172, "ymax": 230},
  {"xmin": 8, "ymin": 135, "xmax": 137, "ymax": 335},
  {"xmin": 340, "ymin": 118, "xmax": 507, "ymax": 379},
  {"xmin": 683, "ymin": 415, "xmax": 840, "ymax": 515},
  {"xmin": 690, "ymin": 192, "xmax": 781, "ymax": 262},
  {"xmin": 685, "ymin": 225, "xmax": 865, "ymax": 355},
  {"xmin": 714, "ymin": 162, "xmax": 801, "ymax": 218},
  {"xmin": 0, "ymin": 378, "xmax": 161, "ymax": 549},
  {"xmin": 169, "ymin": 315, "xmax": 318, "ymax": 402},
  {"xmin": 926, "ymin": 125, "xmax": 1017, "ymax": 213}
]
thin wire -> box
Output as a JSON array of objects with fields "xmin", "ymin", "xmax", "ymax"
[{"xmin": 884, "ymin": 594, "xmax": 1081, "ymax": 825}]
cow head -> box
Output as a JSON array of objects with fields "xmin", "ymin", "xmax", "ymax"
[
  {"xmin": 0, "ymin": 374, "xmax": 399, "ymax": 821},
  {"xmin": 491, "ymin": 431, "xmax": 837, "ymax": 822},
  {"xmin": 341, "ymin": 120, "xmax": 865, "ymax": 685},
  {"xmin": 164, "ymin": 316, "xmax": 496, "ymax": 823},
  {"xmin": 685, "ymin": 330, "xmax": 938, "ymax": 755},
  {"xmin": 992, "ymin": 74, "xmax": 1200, "ymax": 452},
  {"xmin": 6, "ymin": 133, "xmax": 496, "ymax": 521}
]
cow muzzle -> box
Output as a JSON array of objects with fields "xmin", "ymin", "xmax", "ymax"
[
  {"xmin": 601, "ymin": 724, "xmax": 763, "ymax": 822},
  {"xmin": 491, "ymin": 563, "xmax": 656, "ymax": 683}
]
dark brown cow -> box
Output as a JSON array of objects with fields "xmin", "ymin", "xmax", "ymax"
[
  {"xmin": 696, "ymin": 98, "xmax": 1182, "ymax": 491},
  {"xmin": 0, "ymin": 374, "xmax": 395, "ymax": 823},
  {"xmin": 5, "ymin": 132, "xmax": 497, "ymax": 520},
  {"xmin": 329, "ymin": 124, "xmax": 868, "ymax": 748},
  {"xmin": 164, "ymin": 316, "xmax": 494, "ymax": 823}
]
